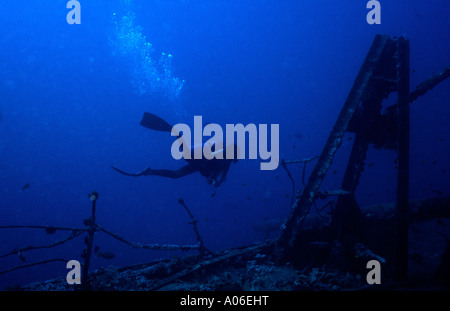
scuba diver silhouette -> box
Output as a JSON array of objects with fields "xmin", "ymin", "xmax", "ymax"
[{"xmin": 112, "ymin": 112, "xmax": 238, "ymax": 187}]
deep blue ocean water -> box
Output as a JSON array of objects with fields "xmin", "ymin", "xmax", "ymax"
[{"xmin": 0, "ymin": 0, "xmax": 449, "ymax": 288}]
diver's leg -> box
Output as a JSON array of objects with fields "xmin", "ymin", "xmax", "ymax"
[
  {"xmin": 111, "ymin": 166, "xmax": 152, "ymax": 177},
  {"xmin": 150, "ymin": 164, "xmax": 197, "ymax": 179},
  {"xmin": 112, "ymin": 164, "xmax": 196, "ymax": 179}
]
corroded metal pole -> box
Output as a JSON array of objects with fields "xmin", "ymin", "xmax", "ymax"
[
  {"xmin": 409, "ymin": 65, "xmax": 450, "ymax": 103},
  {"xmin": 395, "ymin": 37, "xmax": 410, "ymax": 282},
  {"xmin": 81, "ymin": 191, "xmax": 99, "ymax": 290},
  {"xmin": 276, "ymin": 34, "xmax": 390, "ymax": 258}
]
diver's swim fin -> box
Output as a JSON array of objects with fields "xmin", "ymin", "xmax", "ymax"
[
  {"xmin": 140, "ymin": 112, "xmax": 173, "ymax": 133},
  {"xmin": 111, "ymin": 166, "xmax": 152, "ymax": 177}
]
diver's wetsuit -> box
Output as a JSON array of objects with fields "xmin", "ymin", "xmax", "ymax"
[{"xmin": 112, "ymin": 146, "xmax": 237, "ymax": 187}]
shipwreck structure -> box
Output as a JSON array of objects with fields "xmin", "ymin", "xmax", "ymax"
[
  {"xmin": 1, "ymin": 34, "xmax": 449, "ymax": 290},
  {"xmin": 275, "ymin": 34, "xmax": 450, "ymax": 282}
]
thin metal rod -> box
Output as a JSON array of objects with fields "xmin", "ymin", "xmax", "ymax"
[{"xmin": 81, "ymin": 192, "xmax": 98, "ymax": 290}]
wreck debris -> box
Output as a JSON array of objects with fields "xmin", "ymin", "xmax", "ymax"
[
  {"xmin": 395, "ymin": 36, "xmax": 410, "ymax": 281},
  {"xmin": 177, "ymin": 198, "xmax": 210, "ymax": 257},
  {"xmin": 1, "ymin": 34, "xmax": 449, "ymax": 290},
  {"xmin": 95, "ymin": 225, "xmax": 201, "ymax": 252},
  {"xmin": 0, "ymin": 231, "xmax": 83, "ymax": 262},
  {"xmin": 0, "ymin": 259, "xmax": 69, "ymax": 277},
  {"xmin": 276, "ymin": 34, "xmax": 393, "ymax": 261},
  {"xmin": 149, "ymin": 240, "xmax": 274, "ymax": 290},
  {"xmin": 0, "ymin": 193, "xmax": 207, "ymax": 285},
  {"xmin": 409, "ymin": 65, "xmax": 450, "ymax": 103},
  {"xmin": 81, "ymin": 191, "xmax": 99, "ymax": 290},
  {"xmin": 275, "ymin": 34, "xmax": 449, "ymax": 284},
  {"xmin": 281, "ymin": 156, "xmax": 319, "ymax": 207}
]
